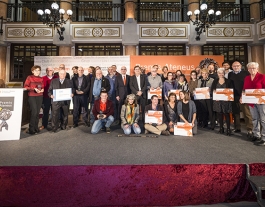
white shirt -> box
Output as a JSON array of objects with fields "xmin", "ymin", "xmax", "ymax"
[{"xmin": 136, "ymin": 75, "xmax": 141, "ymax": 91}]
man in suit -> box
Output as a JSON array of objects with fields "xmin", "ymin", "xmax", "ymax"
[
  {"xmin": 130, "ymin": 65, "xmax": 147, "ymax": 120},
  {"xmin": 115, "ymin": 66, "xmax": 131, "ymax": 123},
  {"xmin": 89, "ymin": 69, "xmax": 111, "ymax": 124},
  {"xmin": 72, "ymin": 66, "xmax": 90, "ymax": 128},
  {"xmin": 54, "ymin": 64, "xmax": 70, "ymax": 79},
  {"xmin": 48, "ymin": 70, "xmax": 73, "ymax": 133}
]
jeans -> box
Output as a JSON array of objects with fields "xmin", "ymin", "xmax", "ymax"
[
  {"xmin": 91, "ymin": 115, "xmax": 114, "ymax": 134},
  {"xmin": 42, "ymin": 97, "xmax": 52, "ymax": 128},
  {"xmin": 122, "ymin": 124, "xmax": 141, "ymax": 135},
  {"xmin": 249, "ymin": 104, "xmax": 265, "ymax": 140}
]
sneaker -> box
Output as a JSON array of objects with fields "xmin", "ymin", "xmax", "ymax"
[
  {"xmin": 106, "ymin": 127, "xmax": 111, "ymax": 133},
  {"xmin": 161, "ymin": 130, "xmax": 170, "ymax": 136},
  {"xmin": 252, "ymin": 136, "xmax": 261, "ymax": 142},
  {"xmin": 256, "ymin": 140, "xmax": 265, "ymax": 146}
]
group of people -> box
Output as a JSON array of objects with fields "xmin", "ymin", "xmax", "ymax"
[{"xmin": 23, "ymin": 61, "xmax": 265, "ymax": 146}]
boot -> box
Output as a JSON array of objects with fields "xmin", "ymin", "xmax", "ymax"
[
  {"xmin": 226, "ymin": 128, "xmax": 231, "ymax": 136},
  {"xmin": 218, "ymin": 127, "xmax": 224, "ymax": 134}
]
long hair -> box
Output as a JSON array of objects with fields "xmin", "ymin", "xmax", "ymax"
[{"xmin": 124, "ymin": 95, "xmax": 137, "ymax": 107}]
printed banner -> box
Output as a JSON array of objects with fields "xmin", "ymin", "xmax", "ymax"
[
  {"xmin": 0, "ymin": 88, "xmax": 24, "ymax": 141},
  {"xmin": 174, "ymin": 122, "xmax": 193, "ymax": 137},
  {"xmin": 168, "ymin": 89, "xmax": 181, "ymax": 100},
  {"xmin": 34, "ymin": 56, "xmax": 130, "ymax": 77},
  {"xmin": 145, "ymin": 111, "xmax": 163, "ymax": 124},
  {"xmin": 213, "ymin": 89, "xmax": 234, "ymax": 101},
  {"xmin": 194, "ymin": 87, "xmax": 210, "ymax": 100},
  {"xmin": 242, "ymin": 89, "xmax": 265, "ymax": 104},
  {"xmin": 148, "ymin": 89, "xmax": 162, "ymax": 99}
]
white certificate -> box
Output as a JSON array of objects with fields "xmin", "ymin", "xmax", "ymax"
[
  {"xmin": 148, "ymin": 89, "xmax": 162, "ymax": 99},
  {"xmin": 168, "ymin": 90, "xmax": 181, "ymax": 100},
  {"xmin": 174, "ymin": 122, "xmax": 193, "ymax": 137},
  {"xmin": 242, "ymin": 89, "xmax": 265, "ymax": 104},
  {"xmin": 213, "ymin": 88, "xmax": 234, "ymax": 101},
  {"xmin": 145, "ymin": 110, "xmax": 163, "ymax": 124},
  {"xmin": 53, "ymin": 88, "xmax": 72, "ymax": 102},
  {"xmin": 194, "ymin": 87, "xmax": 210, "ymax": 100}
]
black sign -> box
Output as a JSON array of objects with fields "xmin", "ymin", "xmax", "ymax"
[{"xmin": 0, "ymin": 97, "xmax": 14, "ymax": 111}]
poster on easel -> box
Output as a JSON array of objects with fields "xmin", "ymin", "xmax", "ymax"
[{"xmin": 0, "ymin": 88, "xmax": 24, "ymax": 141}]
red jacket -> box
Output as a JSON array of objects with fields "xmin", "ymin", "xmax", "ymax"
[
  {"xmin": 24, "ymin": 75, "xmax": 44, "ymax": 97},
  {"xmin": 92, "ymin": 99, "xmax": 114, "ymax": 120},
  {"xmin": 42, "ymin": 75, "xmax": 58, "ymax": 98},
  {"xmin": 243, "ymin": 72, "xmax": 265, "ymax": 90}
]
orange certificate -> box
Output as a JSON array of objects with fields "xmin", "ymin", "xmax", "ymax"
[
  {"xmin": 194, "ymin": 87, "xmax": 210, "ymax": 100},
  {"xmin": 213, "ymin": 88, "xmax": 234, "ymax": 101},
  {"xmin": 242, "ymin": 89, "xmax": 265, "ymax": 104},
  {"xmin": 174, "ymin": 122, "xmax": 193, "ymax": 137},
  {"xmin": 168, "ymin": 90, "xmax": 181, "ymax": 100},
  {"xmin": 145, "ymin": 110, "xmax": 163, "ymax": 124},
  {"xmin": 148, "ymin": 89, "xmax": 162, "ymax": 99}
]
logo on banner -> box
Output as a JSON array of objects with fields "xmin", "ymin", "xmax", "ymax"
[{"xmin": 0, "ymin": 97, "xmax": 14, "ymax": 132}]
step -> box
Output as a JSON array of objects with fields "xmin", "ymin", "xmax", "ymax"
[
  {"xmin": 258, "ymin": 199, "xmax": 265, "ymax": 207},
  {"xmin": 248, "ymin": 176, "xmax": 265, "ymax": 190}
]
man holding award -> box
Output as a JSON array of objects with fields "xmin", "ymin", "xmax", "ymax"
[
  {"xmin": 91, "ymin": 91, "xmax": 114, "ymax": 134},
  {"xmin": 48, "ymin": 70, "xmax": 73, "ymax": 133}
]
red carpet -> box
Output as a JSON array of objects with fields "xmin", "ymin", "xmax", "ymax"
[{"xmin": 0, "ymin": 163, "xmax": 264, "ymax": 206}]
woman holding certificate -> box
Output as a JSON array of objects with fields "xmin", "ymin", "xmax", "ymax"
[
  {"xmin": 177, "ymin": 91, "xmax": 197, "ymax": 134},
  {"xmin": 24, "ymin": 65, "xmax": 44, "ymax": 135},
  {"xmin": 164, "ymin": 92, "xmax": 179, "ymax": 133},
  {"xmin": 211, "ymin": 68, "xmax": 233, "ymax": 136},
  {"xmin": 163, "ymin": 72, "xmax": 178, "ymax": 101},
  {"xmin": 120, "ymin": 94, "xmax": 141, "ymax": 135}
]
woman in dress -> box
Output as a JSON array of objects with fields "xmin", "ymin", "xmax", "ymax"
[
  {"xmin": 24, "ymin": 65, "xmax": 44, "ymax": 135},
  {"xmin": 188, "ymin": 70, "xmax": 198, "ymax": 99},
  {"xmin": 120, "ymin": 94, "xmax": 141, "ymax": 135},
  {"xmin": 177, "ymin": 91, "xmax": 197, "ymax": 134},
  {"xmin": 164, "ymin": 92, "xmax": 179, "ymax": 133},
  {"xmin": 211, "ymin": 68, "xmax": 233, "ymax": 135},
  {"xmin": 177, "ymin": 74, "xmax": 189, "ymax": 92},
  {"xmin": 163, "ymin": 72, "xmax": 178, "ymax": 101}
]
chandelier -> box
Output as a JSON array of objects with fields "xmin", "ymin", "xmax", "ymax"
[
  {"xmin": 37, "ymin": 2, "xmax": 73, "ymax": 41},
  {"xmin": 187, "ymin": 2, "xmax": 221, "ymax": 41}
]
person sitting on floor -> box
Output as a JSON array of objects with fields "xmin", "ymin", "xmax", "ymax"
[
  {"xmin": 144, "ymin": 95, "xmax": 170, "ymax": 136},
  {"xmin": 91, "ymin": 91, "xmax": 114, "ymax": 134},
  {"xmin": 177, "ymin": 91, "xmax": 197, "ymax": 135},
  {"xmin": 120, "ymin": 94, "xmax": 141, "ymax": 135},
  {"xmin": 164, "ymin": 92, "xmax": 179, "ymax": 133}
]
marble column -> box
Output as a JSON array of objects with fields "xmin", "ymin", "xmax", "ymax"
[
  {"xmin": 251, "ymin": 45, "xmax": 264, "ymax": 74},
  {"xmin": 0, "ymin": 0, "xmax": 8, "ymax": 85},
  {"xmin": 249, "ymin": 0, "xmax": 260, "ymax": 21},
  {"xmin": 125, "ymin": 45, "xmax": 136, "ymax": 55},
  {"xmin": 59, "ymin": 46, "xmax": 71, "ymax": 56},
  {"xmin": 189, "ymin": 45, "xmax": 202, "ymax": 55}
]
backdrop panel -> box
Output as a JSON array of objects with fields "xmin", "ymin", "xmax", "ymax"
[
  {"xmin": 0, "ymin": 164, "xmax": 255, "ymax": 206},
  {"xmin": 130, "ymin": 55, "xmax": 224, "ymax": 76}
]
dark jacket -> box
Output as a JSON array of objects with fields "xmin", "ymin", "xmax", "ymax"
[
  {"xmin": 92, "ymin": 99, "xmax": 114, "ymax": 120},
  {"xmin": 72, "ymin": 74, "xmax": 90, "ymax": 96},
  {"xmin": 89, "ymin": 77, "xmax": 111, "ymax": 101},
  {"xmin": 211, "ymin": 78, "xmax": 234, "ymax": 94},
  {"xmin": 54, "ymin": 72, "xmax": 70, "ymax": 80},
  {"xmin": 163, "ymin": 101, "xmax": 179, "ymax": 123},
  {"xmin": 115, "ymin": 74, "xmax": 131, "ymax": 99},
  {"xmin": 48, "ymin": 78, "xmax": 73, "ymax": 105},
  {"xmin": 130, "ymin": 74, "xmax": 147, "ymax": 98}
]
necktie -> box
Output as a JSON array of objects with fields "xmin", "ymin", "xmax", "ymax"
[
  {"xmin": 123, "ymin": 76, "xmax": 126, "ymax": 85},
  {"xmin": 60, "ymin": 80, "xmax": 63, "ymax": 84}
]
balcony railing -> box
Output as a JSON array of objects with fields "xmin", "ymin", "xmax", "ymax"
[
  {"xmin": 260, "ymin": 0, "xmax": 265, "ymax": 19},
  {"xmin": 135, "ymin": 2, "xmax": 189, "ymax": 22},
  {"xmin": 72, "ymin": 2, "xmax": 124, "ymax": 22}
]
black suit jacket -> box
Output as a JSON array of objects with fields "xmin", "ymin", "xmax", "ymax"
[
  {"xmin": 72, "ymin": 75, "xmax": 90, "ymax": 96},
  {"xmin": 130, "ymin": 74, "xmax": 147, "ymax": 98},
  {"xmin": 89, "ymin": 77, "xmax": 111, "ymax": 101},
  {"xmin": 115, "ymin": 74, "xmax": 131, "ymax": 99},
  {"xmin": 48, "ymin": 78, "xmax": 73, "ymax": 105},
  {"xmin": 54, "ymin": 72, "xmax": 70, "ymax": 80}
]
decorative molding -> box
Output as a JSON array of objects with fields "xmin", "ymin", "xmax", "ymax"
[
  {"xmin": 74, "ymin": 26, "xmax": 121, "ymax": 38},
  {"xmin": 140, "ymin": 26, "xmax": 187, "ymax": 38},
  {"xmin": 258, "ymin": 21, "xmax": 265, "ymax": 39},
  {"xmin": 207, "ymin": 26, "xmax": 252, "ymax": 39},
  {"xmin": 6, "ymin": 27, "xmax": 53, "ymax": 38}
]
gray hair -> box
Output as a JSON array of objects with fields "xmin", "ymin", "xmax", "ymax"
[
  {"xmin": 247, "ymin": 62, "xmax": 259, "ymax": 68},
  {"xmin": 127, "ymin": 94, "xmax": 136, "ymax": 100},
  {"xmin": 217, "ymin": 67, "xmax": 225, "ymax": 74}
]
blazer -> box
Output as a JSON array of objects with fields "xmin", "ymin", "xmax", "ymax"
[
  {"xmin": 89, "ymin": 77, "xmax": 111, "ymax": 101},
  {"xmin": 197, "ymin": 77, "xmax": 214, "ymax": 88},
  {"xmin": 115, "ymin": 74, "xmax": 131, "ymax": 99},
  {"xmin": 72, "ymin": 75, "xmax": 90, "ymax": 96},
  {"xmin": 210, "ymin": 78, "xmax": 234, "ymax": 94},
  {"xmin": 92, "ymin": 99, "xmax": 114, "ymax": 120},
  {"xmin": 130, "ymin": 74, "xmax": 147, "ymax": 98},
  {"xmin": 120, "ymin": 104, "xmax": 140, "ymax": 126},
  {"xmin": 48, "ymin": 78, "xmax": 73, "ymax": 105}
]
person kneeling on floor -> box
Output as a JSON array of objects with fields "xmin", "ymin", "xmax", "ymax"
[
  {"xmin": 91, "ymin": 91, "xmax": 114, "ymax": 134},
  {"xmin": 144, "ymin": 95, "xmax": 170, "ymax": 136},
  {"xmin": 120, "ymin": 94, "xmax": 141, "ymax": 135}
]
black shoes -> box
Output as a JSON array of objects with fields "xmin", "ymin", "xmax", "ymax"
[
  {"xmin": 161, "ymin": 130, "xmax": 170, "ymax": 136},
  {"xmin": 218, "ymin": 128, "xmax": 224, "ymax": 134},
  {"xmin": 226, "ymin": 129, "xmax": 231, "ymax": 136},
  {"xmin": 233, "ymin": 129, "xmax": 241, "ymax": 133},
  {"xmin": 255, "ymin": 140, "xmax": 265, "ymax": 146},
  {"xmin": 73, "ymin": 124, "xmax": 78, "ymax": 128},
  {"xmin": 26, "ymin": 130, "xmax": 37, "ymax": 135},
  {"xmin": 252, "ymin": 136, "xmax": 261, "ymax": 142},
  {"xmin": 85, "ymin": 121, "xmax": 90, "ymax": 127},
  {"xmin": 247, "ymin": 131, "xmax": 254, "ymax": 139}
]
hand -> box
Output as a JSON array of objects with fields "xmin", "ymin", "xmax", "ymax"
[
  {"xmin": 239, "ymin": 96, "xmax": 243, "ymax": 104},
  {"xmin": 169, "ymin": 121, "xmax": 173, "ymax": 126},
  {"xmin": 116, "ymin": 96, "xmax": 120, "ymax": 101},
  {"xmin": 192, "ymin": 122, "xmax": 195, "ymax": 127},
  {"xmin": 157, "ymin": 120, "xmax": 162, "ymax": 125},
  {"xmin": 157, "ymin": 87, "xmax": 161, "ymax": 90},
  {"xmin": 71, "ymin": 94, "xmax": 74, "ymax": 97},
  {"xmin": 124, "ymin": 124, "xmax": 129, "ymax": 128},
  {"xmin": 137, "ymin": 91, "xmax": 142, "ymax": 96},
  {"xmin": 40, "ymin": 89, "xmax": 44, "ymax": 93},
  {"xmin": 102, "ymin": 115, "xmax": 107, "ymax": 119},
  {"xmin": 134, "ymin": 123, "xmax": 139, "ymax": 128},
  {"xmin": 34, "ymin": 88, "xmax": 39, "ymax": 93},
  {"xmin": 151, "ymin": 87, "xmax": 154, "ymax": 90},
  {"xmin": 185, "ymin": 121, "xmax": 189, "ymax": 125},
  {"xmin": 149, "ymin": 122, "xmax": 152, "ymax": 125},
  {"xmin": 50, "ymin": 95, "xmax": 54, "ymax": 99}
]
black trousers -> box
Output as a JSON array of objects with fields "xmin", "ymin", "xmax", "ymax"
[
  {"xmin": 200, "ymin": 99, "xmax": 215, "ymax": 128},
  {"xmin": 42, "ymin": 97, "xmax": 52, "ymax": 128},
  {"xmin": 136, "ymin": 95, "xmax": 146, "ymax": 121},
  {"xmin": 51, "ymin": 102, "xmax": 69, "ymax": 130},
  {"xmin": 73, "ymin": 95, "xmax": 88, "ymax": 125},
  {"xmin": 28, "ymin": 96, "xmax": 43, "ymax": 133}
]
